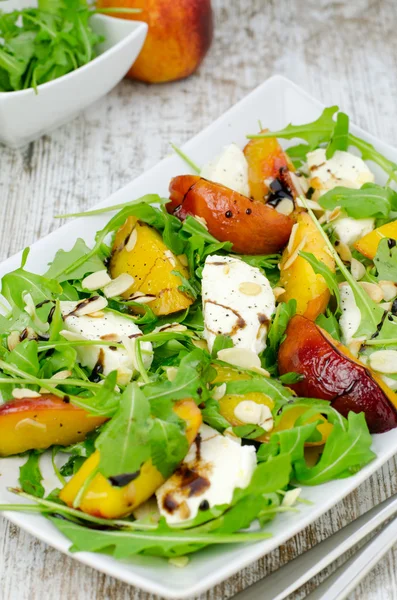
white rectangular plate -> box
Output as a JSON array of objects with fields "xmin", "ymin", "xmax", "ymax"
[{"xmin": 1, "ymin": 75, "xmax": 396, "ymax": 599}]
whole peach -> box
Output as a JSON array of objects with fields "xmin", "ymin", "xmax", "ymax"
[{"xmin": 97, "ymin": 0, "xmax": 213, "ymax": 83}]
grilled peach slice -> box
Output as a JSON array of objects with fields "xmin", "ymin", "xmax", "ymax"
[
  {"xmin": 354, "ymin": 220, "xmax": 397, "ymax": 259},
  {"xmin": 279, "ymin": 212, "xmax": 335, "ymax": 320},
  {"xmin": 109, "ymin": 216, "xmax": 193, "ymax": 316},
  {"xmin": 0, "ymin": 395, "xmax": 106, "ymax": 456},
  {"xmin": 60, "ymin": 399, "xmax": 202, "ymax": 518},
  {"xmin": 243, "ymin": 132, "xmax": 295, "ymax": 202},
  {"xmin": 278, "ymin": 315, "xmax": 397, "ymax": 433},
  {"xmin": 167, "ymin": 176, "xmax": 294, "ymax": 254}
]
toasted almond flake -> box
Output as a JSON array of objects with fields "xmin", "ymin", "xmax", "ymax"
[
  {"xmin": 287, "ymin": 223, "xmax": 300, "ymax": 255},
  {"xmin": 12, "ymin": 388, "xmax": 41, "ymax": 399},
  {"xmin": 327, "ymin": 207, "xmax": 342, "ymax": 223},
  {"xmin": 251, "ymin": 366, "xmax": 271, "ymax": 378},
  {"xmin": 192, "ymin": 338, "xmax": 209, "ymax": 351},
  {"xmin": 100, "ymin": 333, "xmax": 120, "ymax": 342},
  {"xmin": 103, "ymin": 273, "xmax": 135, "ymax": 298},
  {"xmin": 234, "ymin": 401, "xmax": 268, "ymax": 425},
  {"xmin": 369, "ymin": 350, "xmax": 397, "ymax": 374},
  {"xmin": 158, "ymin": 323, "xmax": 188, "ymax": 333},
  {"xmin": 351, "ymin": 258, "xmax": 366, "ymax": 280},
  {"xmin": 125, "ymin": 227, "xmax": 138, "ymax": 252},
  {"xmin": 60, "ymin": 329, "xmax": 87, "ymax": 342},
  {"xmin": 273, "ymin": 286, "xmax": 286, "ymax": 300},
  {"xmin": 7, "ymin": 331, "xmax": 20, "ymax": 352},
  {"xmin": 282, "ymin": 487, "xmax": 302, "ymax": 507},
  {"xmin": 359, "ymin": 281, "xmax": 384, "ymax": 303},
  {"xmin": 177, "ymin": 254, "xmax": 189, "ymax": 267},
  {"xmin": 348, "ymin": 339, "xmax": 363, "ymax": 358},
  {"xmin": 82, "ymin": 270, "xmax": 111, "ymax": 291},
  {"xmin": 72, "ymin": 296, "xmax": 108, "ymax": 316},
  {"xmin": 15, "ymin": 418, "xmax": 47, "ymax": 431},
  {"xmin": 238, "ymin": 281, "xmax": 262, "ymax": 296},
  {"xmin": 164, "ymin": 249, "xmax": 176, "ymax": 267},
  {"xmin": 129, "ymin": 292, "xmax": 156, "ymax": 305},
  {"xmin": 164, "ymin": 367, "xmax": 178, "ymax": 382},
  {"xmin": 121, "ymin": 335, "xmax": 139, "ymax": 372},
  {"xmin": 217, "ymin": 347, "xmax": 261, "ymax": 371},
  {"xmin": 224, "ymin": 427, "xmax": 242, "ymax": 445},
  {"xmin": 87, "ymin": 311, "xmax": 105, "ymax": 318},
  {"xmin": 40, "ymin": 370, "xmax": 72, "ymax": 392},
  {"xmin": 379, "ymin": 281, "xmax": 397, "ymax": 302},
  {"xmin": 194, "ymin": 215, "xmax": 208, "ymax": 230},
  {"xmin": 275, "ymin": 198, "xmax": 294, "ymax": 216},
  {"xmin": 284, "ymin": 236, "xmax": 307, "ymax": 270},
  {"xmin": 290, "ymin": 172, "xmax": 309, "ymax": 195},
  {"xmin": 380, "ymin": 301, "xmax": 393, "ymax": 312},
  {"xmin": 117, "ymin": 368, "xmax": 133, "ymax": 386},
  {"xmin": 212, "ymin": 383, "xmax": 226, "ymax": 401},
  {"xmin": 335, "ymin": 241, "xmax": 352, "ymax": 263}
]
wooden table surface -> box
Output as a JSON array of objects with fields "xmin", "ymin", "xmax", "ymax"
[{"xmin": 1, "ymin": 0, "xmax": 397, "ymax": 598}]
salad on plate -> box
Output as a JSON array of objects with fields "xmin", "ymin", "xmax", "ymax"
[{"xmin": 0, "ymin": 106, "xmax": 397, "ymax": 563}]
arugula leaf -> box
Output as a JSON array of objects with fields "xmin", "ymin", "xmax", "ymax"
[
  {"xmin": 300, "ymin": 251, "xmax": 340, "ymax": 311},
  {"xmin": 348, "ymin": 133, "xmax": 397, "ymax": 184},
  {"xmin": 96, "ymin": 383, "xmax": 152, "ymax": 479},
  {"xmin": 45, "ymin": 239, "xmax": 105, "ymax": 283},
  {"xmin": 294, "ymin": 412, "xmax": 375, "ymax": 485},
  {"xmin": 211, "ymin": 334, "xmax": 233, "ymax": 358},
  {"xmin": 150, "ymin": 418, "xmax": 188, "ymax": 479},
  {"xmin": 278, "ymin": 372, "xmax": 305, "ymax": 385},
  {"xmin": 318, "ymin": 184, "xmax": 397, "ymax": 219},
  {"xmin": 374, "ymin": 239, "xmax": 397, "ymax": 282},
  {"xmin": 171, "ymin": 269, "xmax": 200, "ymax": 300},
  {"xmin": 232, "ymin": 424, "xmax": 265, "ymax": 439},
  {"xmin": 5, "ymin": 339, "xmax": 40, "ymax": 377},
  {"xmin": 257, "ymin": 422, "xmax": 318, "ymax": 463},
  {"xmin": 1, "ymin": 268, "xmax": 62, "ymax": 310},
  {"xmin": 326, "ymin": 111, "xmax": 349, "ymax": 158},
  {"xmin": 316, "ymin": 310, "xmax": 342, "ymax": 341},
  {"xmin": 201, "ymin": 397, "xmax": 230, "ymax": 431},
  {"xmin": 19, "ymin": 451, "xmax": 44, "ymax": 498},
  {"xmin": 262, "ymin": 300, "xmax": 296, "ymax": 372},
  {"xmin": 247, "ymin": 106, "xmax": 339, "ymax": 149},
  {"xmin": 224, "ymin": 377, "xmax": 293, "ymax": 410}
]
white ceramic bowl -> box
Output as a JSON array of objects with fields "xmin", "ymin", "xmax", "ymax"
[{"xmin": 0, "ymin": 7, "xmax": 147, "ymax": 148}]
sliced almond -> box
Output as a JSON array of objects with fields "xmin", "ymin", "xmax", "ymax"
[
  {"xmin": 212, "ymin": 382, "xmax": 226, "ymax": 401},
  {"xmin": 359, "ymin": 281, "xmax": 384, "ymax": 303},
  {"xmin": 164, "ymin": 367, "xmax": 178, "ymax": 382},
  {"xmin": 157, "ymin": 323, "xmax": 188, "ymax": 333},
  {"xmin": 125, "ymin": 227, "xmax": 138, "ymax": 252},
  {"xmin": 164, "ymin": 250, "xmax": 176, "ymax": 267},
  {"xmin": 335, "ymin": 241, "xmax": 352, "ymax": 263},
  {"xmin": 100, "ymin": 333, "xmax": 120, "ymax": 342},
  {"xmin": 287, "ymin": 223, "xmax": 299, "ymax": 255},
  {"xmin": 177, "ymin": 254, "xmax": 189, "ymax": 267},
  {"xmin": 129, "ymin": 292, "xmax": 156, "ymax": 305},
  {"xmin": 369, "ymin": 350, "xmax": 397, "ymax": 374},
  {"xmin": 40, "ymin": 370, "xmax": 72, "ymax": 393},
  {"xmin": 238, "ymin": 282, "xmax": 262, "ymax": 296},
  {"xmin": 348, "ymin": 339, "xmax": 364, "ymax": 358},
  {"xmin": 12, "ymin": 388, "xmax": 41, "ymax": 399},
  {"xmin": 379, "ymin": 281, "xmax": 397, "ymax": 302},
  {"xmin": 351, "ymin": 258, "xmax": 366, "ymax": 281},
  {"xmin": 275, "ymin": 198, "xmax": 294, "ymax": 216},
  {"xmin": 380, "ymin": 301, "xmax": 393, "ymax": 312},
  {"xmin": 283, "ymin": 236, "xmax": 307, "ymax": 270},
  {"xmin": 282, "ymin": 487, "xmax": 302, "ymax": 507},
  {"xmin": 60, "ymin": 329, "xmax": 87, "ymax": 342},
  {"xmin": 193, "ymin": 215, "xmax": 208, "ymax": 230},
  {"xmin": 87, "ymin": 311, "xmax": 105, "ymax": 318},
  {"xmin": 273, "ymin": 286, "xmax": 286, "ymax": 300},
  {"xmin": 72, "ymin": 296, "xmax": 108, "ymax": 316},
  {"xmin": 103, "ymin": 273, "xmax": 135, "ymax": 298},
  {"xmin": 15, "ymin": 418, "xmax": 47, "ymax": 431},
  {"xmin": 82, "ymin": 270, "xmax": 111, "ymax": 291},
  {"xmin": 7, "ymin": 331, "xmax": 20, "ymax": 352},
  {"xmin": 327, "ymin": 207, "xmax": 342, "ymax": 223},
  {"xmin": 217, "ymin": 347, "xmax": 261, "ymax": 371},
  {"xmin": 116, "ymin": 367, "xmax": 133, "ymax": 386},
  {"xmin": 192, "ymin": 338, "xmax": 209, "ymax": 351}
]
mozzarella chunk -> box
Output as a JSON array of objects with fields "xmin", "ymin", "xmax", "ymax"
[
  {"xmin": 382, "ymin": 375, "xmax": 397, "ymax": 391},
  {"xmin": 202, "ymin": 255, "xmax": 275, "ymax": 355},
  {"xmin": 156, "ymin": 424, "xmax": 256, "ymax": 524},
  {"xmin": 60, "ymin": 301, "xmax": 152, "ymax": 384},
  {"xmin": 339, "ymin": 284, "xmax": 364, "ymax": 346},
  {"xmin": 332, "ymin": 216, "xmax": 375, "ymax": 247},
  {"xmin": 307, "ymin": 148, "xmax": 375, "ymax": 194},
  {"xmin": 200, "ymin": 143, "xmax": 250, "ymax": 196}
]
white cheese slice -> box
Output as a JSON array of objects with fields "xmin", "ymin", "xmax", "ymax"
[
  {"xmin": 339, "ymin": 283, "xmax": 364, "ymax": 346},
  {"xmin": 60, "ymin": 301, "xmax": 152, "ymax": 384},
  {"xmin": 332, "ymin": 216, "xmax": 375, "ymax": 247},
  {"xmin": 307, "ymin": 148, "xmax": 375, "ymax": 193},
  {"xmin": 201, "ymin": 255, "xmax": 275, "ymax": 355},
  {"xmin": 156, "ymin": 424, "xmax": 257, "ymax": 524},
  {"xmin": 200, "ymin": 143, "xmax": 250, "ymax": 196}
]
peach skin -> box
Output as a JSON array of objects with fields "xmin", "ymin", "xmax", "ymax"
[
  {"xmin": 167, "ymin": 175, "xmax": 294, "ymax": 255},
  {"xmin": 60, "ymin": 399, "xmax": 202, "ymax": 518},
  {"xmin": 278, "ymin": 315, "xmax": 397, "ymax": 433},
  {"xmin": 0, "ymin": 395, "xmax": 106, "ymax": 456},
  {"xmin": 97, "ymin": 0, "xmax": 213, "ymax": 83},
  {"xmin": 279, "ymin": 212, "xmax": 335, "ymax": 320}
]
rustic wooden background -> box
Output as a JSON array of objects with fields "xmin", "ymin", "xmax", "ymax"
[{"xmin": 1, "ymin": 0, "xmax": 397, "ymax": 598}]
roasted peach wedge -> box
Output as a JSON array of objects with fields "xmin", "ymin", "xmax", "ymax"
[
  {"xmin": 109, "ymin": 216, "xmax": 193, "ymax": 316},
  {"xmin": 279, "ymin": 212, "xmax": 335, "ymax": 320},
  {"xmin": 213, "ymin": 366, "xmax": 332, "ymax": 445},
  {"xmin": 354, "ymin": 219, "xmax": 397, "ymax": 260},
  {"xmin": 0, "ymin": 395, "xmax": 106, "ymax": 456},
  {"xmin": 243, "ymin": 132, "xmax": 295, "ymax": 202},
  {"xmin": 167, "ymin": 176, "xmax": 294, "ymax": 255},
  {"xmin": 278, "ymin": 315, "xmax": 397, "ymax": 433},
  {"xmin": 60, "ymin": 399, "xmax": 202, "ymax": 518}
]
